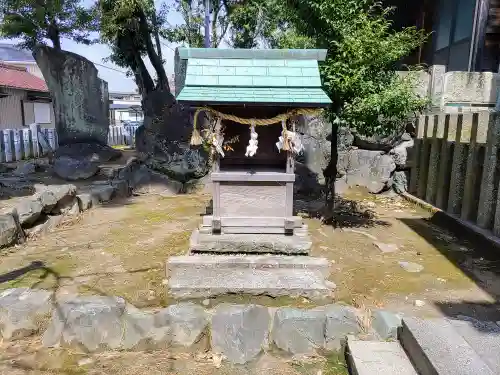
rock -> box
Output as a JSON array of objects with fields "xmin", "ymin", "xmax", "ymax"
[
  {"xmin": 90, "ymin": 184, "xmax": 115, "ymax": 202},
  {"xmin": 59, "ymin": 198, "xmax": 80, "ymax": 216},
  {"xmin": 26, "ymin": 215, "xmax": 64, "ymax": 237},
  {"xmin": 373, "ymin": 242, "xmax": 399, "ymax": 253},
  {"xmin": 42, "ymin": 296, "xmax": 164, "ymax": 351},
  {"xmin": 372, "ymin": 310, "xmax": 402, "ymax": 340},
  {"xmin": 414, "ymin": 300, "xmax": 426, "ymax": 307},
  {"xmin": 34, "ymin": 46, "xmax": 110, "ymax": 146},
  {"xmin": 393, "ymin": 171, "xmax": 409, "ymax": 194},
  {"xmin": 35, "ymin": 184, "xmax": 77, "ymax": 213},
  {"xmin": 211, "ymin": 304, "xmax": 270, "ymax": 364},
  {"xmin": 54, "ymin": 143, "xmax": 121, "ymax": 163},
  {"xmin": 353, "ymin": 131, "xmax": 405, "ymax": 152},
  {"xmin": 133, "ymin": 169, "xmax": 183, "ymax": 196},
  {"xmin": 145, "ymin": 142, "xmax": 209, "ymax": 183},
  {"xmin": 13, "ymin": 162, "xmax": 37, "ymax": 176},
  {"xmin": 16, "ymin": 198, "xmax": 43, "ymax": 227},
  {"xmin": 296, "ymin": 115, "xmax": 332, "ymax": 184},
  {"xmin": 53, "ymin": 156, "xmax": 99, "ymax": 181},
  {"xmin": 0, "ymin": 288, "xmax": 52, "ymax": 339},
  {"xmin": 183, "ymin": 174, "xmax": 212, "ymax": 194},
  {"xmin": 154, "ymin": 303, "xmax": 208, "ymax": 347},
  {"xmin": 111, "ymin": 179, "xmax": 130, "ymax": 198},
  {"xmin": 323, "ymin": 304, "xmax": 360, "ymax": 350},
  {"xmin": 0, "ymin": 208, "xmax": 22, "ymax": 248},
  {"xmin": 398, "ymin": 261, "xmax": 424, "ymax": 273},
  {"xmin": 400, "ymin": 132, "xmax": 413, "ymax": 142},
  {"xmin": 0, "ymin": 163, "xmax": 14, "ymax": 173},
  {"xmin": 337, "ymin": 150, "xmax": 396, "ymax": 194},
  {"xmin": 272, "ymin": 308, "xmax": 325, "ymax": 355},
  {"xmin": 390, "ymin": 139, "xmax": 414, "ymax": 170},
  {"xmin": 77, "ymin": 193, "xmax": 94, "ymax": 211},
  {"xmin": 0, "ymin": 177, "xmax": 35, "ymax": 198}
]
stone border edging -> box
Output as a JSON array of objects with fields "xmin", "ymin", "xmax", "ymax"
[
  {"xmin": 400, "ymin": 192, "xmax": 500, "ymax": 252},
  {"xmin": 0, "ymin": 288, "xmax": 403, "ymax": 364}
]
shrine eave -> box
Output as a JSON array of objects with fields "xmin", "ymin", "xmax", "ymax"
[{"xmin": 176, "ymin": 86, "xmax": 331, "ymax": 107}]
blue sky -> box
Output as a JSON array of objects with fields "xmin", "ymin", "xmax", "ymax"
[{"xmin": 2, "ymin": 0, "xmax": 185, "ymax": 93}]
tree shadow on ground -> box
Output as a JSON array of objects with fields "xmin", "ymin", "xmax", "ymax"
[{"xmin": 399, "ymin": 215, "xmax": 500, "ymax": 324}]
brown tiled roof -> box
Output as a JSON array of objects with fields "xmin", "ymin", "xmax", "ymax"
[{"xmin": 0, "ymin": 63, "xmax": 48, "ymax": 92}]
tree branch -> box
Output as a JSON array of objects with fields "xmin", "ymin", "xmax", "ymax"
[{"xmin": 137, "ymin": 8, "xmax": 169, "ymax": 90}]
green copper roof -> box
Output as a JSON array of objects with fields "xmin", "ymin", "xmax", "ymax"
[{"xmin": 176, "ymin": 48, "xmax": 331, "ymax": 106}]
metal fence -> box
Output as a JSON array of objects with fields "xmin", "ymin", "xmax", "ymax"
[{"xmin": 0, "ymin": 124, "xmax": 139, "ymax": 162}]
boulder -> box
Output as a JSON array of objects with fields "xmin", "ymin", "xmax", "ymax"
[
  {"xmin": 324, "ymin": 304, "xmax": 360, "ymax": 350},
  {"xmin": 90, "ymin": 184, "xmax": 115, "ymax": 203},
  {"xmin": 389, "ymin": 139, "xmax": 414, "ymax": 170},
  {"xmin": 16, "ymin": 198, "xmax": 43, "ymax": 227},
  {"xmin": 34, "ymin": 46, "xmax": 110, "ymax": 145},
  {"xmin": 145, "ymin": 149, "xmax": 209, "ymax": 184},
  {"xmin": 0, "ymin": 177, "xmax": 35, "ymax": 198},
  {"xmin": 35, "ymin": 184, "xmax": 77, "ymax": 213},
  {"xmin": 54, "ymin": 143, "xmax": 121, "ymax": 163},
  {"xmin": 42, "ymin": 296, "xmax": 166, "ymax": 351},
  {"xmin": 337, "ymin": 149, "xmax": 396, "ymax": 193},
  {"xmin": 183, "ymin": 174, "xmax": 212, "ymax": 194},
  {"xmin": 0, "ymin": 208, "xmax": 22, "ymax": 248},
  {"xmin": 296, "ymin": 115, "xmax": 332, "ymax": 184},
  {"xmin": 0, "ymin": 288, "xmax": 52, "ymax": 339},
  {"xmin": 77, "ymin": 193, "xmax": 94, "ymax": 211},
  {"xmin": 53, "ymin": 156, "xmax": 100, "ymax": 181},
  {"xmin": 392, "ymin": 171, "xmax": 409, "ymax": 194},
  {"xmin": 211, "ymin": 304, "xmax": 270, "ymax": 364},
  {"xmin": 55, "ymin": 197, "xmax": 80, "ymax": 216},
  {"xmin": 26, "ymin": 215, "xmax": 64, "ymax": 237},
  {"xmin": 111, "ymin": 179, "xmax": 130, "ymax": 198},
  {"xmin": 154, "ymin": 302, "xmax": 208, "ymax": 347},
  {"xmin": 272, "ymin": 308, "xmax": 325, "ymax": 355},
  {"xmin": 12, "ymin": 162, "xmax": 37, "ymax": 176},
  {"xmin": 134, "ymin": 168, "xmax": 183, "ymax": 196}
]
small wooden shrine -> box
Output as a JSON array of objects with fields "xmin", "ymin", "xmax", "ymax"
[{"xmin": 176, "ymin": 48, "xmax": 331, "ymax": 238}]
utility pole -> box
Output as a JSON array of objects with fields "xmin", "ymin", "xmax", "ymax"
[{"xmin": 204, "ymin": 0, "xmax": 210, "ymax": 47}]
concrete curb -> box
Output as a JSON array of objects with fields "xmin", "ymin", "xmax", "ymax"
[{"xmin": 400, "ymin": 192, "xmax": 500, "ymax": 252}]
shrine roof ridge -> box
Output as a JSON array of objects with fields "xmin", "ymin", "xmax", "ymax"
[{"xmin": 177, "ymin": 48, "xmax": 328, "ymax": 61}]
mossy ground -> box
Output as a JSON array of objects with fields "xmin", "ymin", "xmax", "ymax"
[{"xmin": 1, "ymin": 186, "xmax": 499, "ymax": 374}]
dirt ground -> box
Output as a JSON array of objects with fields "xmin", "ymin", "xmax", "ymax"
[{"xmin": 1, "ymin": 184, "xmax": 500, "ymax": 374}]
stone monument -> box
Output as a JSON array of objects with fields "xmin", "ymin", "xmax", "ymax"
[{"xmin": 167, "ymin": 48, "xmax": 335, "ymax": 299}]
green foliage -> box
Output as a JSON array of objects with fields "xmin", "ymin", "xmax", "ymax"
[
  {"xmin": 285, "ymin": 0, "xmax": 429, "ymax": 136},
  {"xmin": 0, "ymin": 0, "xmax": 98, "ymax": 50}
]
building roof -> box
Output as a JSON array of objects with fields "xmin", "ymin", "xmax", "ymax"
[
  {"xmin": 0, "ymin": 43, "xmax": 35, "ymax": 62},
  {"xmin": 0, "ymin": 63, "xmax": 48, "ymax": 92},
  {"xmin": 176, "ymin": 48, "xmax": 331, "ymax": 107}
]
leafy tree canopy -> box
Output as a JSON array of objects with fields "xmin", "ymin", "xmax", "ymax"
[
  {"xmin": 285, "ymin": 0, "xmax": 428, "ymax": 136},
  {"xmin": 0, "ymin": 0, "xmax": 98, "ymax": 50}
]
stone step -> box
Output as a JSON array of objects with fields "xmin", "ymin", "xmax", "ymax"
[
  {"xmin": 168, "ymin": 255, "xmax": 330, "ymax": 277},
  {"xmin": 198, "ymin": 225, "xmax": 309, "ymax": 235},
  {"xmin": 447, "ymin": 317, "xmax": 500, "ymax": 372},
  {"xmin": 399, "ymin": 317, "xmax": 495, "ymax": 375},
  {"xmin": 167, "ymin": 266, "xmax": 334, "ymax": 299},
  {"xmin": 346, "ymin": 337, "xmax": 417, "ymax": 375},
  {"xmin": 189, "ymin": 230, "xmax": 311, "ymax": 255}
]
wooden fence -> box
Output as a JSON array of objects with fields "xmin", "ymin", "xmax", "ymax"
[
  {"xmin": 0, "ymin": 124, "xmax": 140, "ymax": 163},
  {"xmin": 108, "ymin": 124, "xmax": 140, "ymax": 146},
  {"xmin": 410, "ymin": 111, "xmax": 500, "ymax": 235}
]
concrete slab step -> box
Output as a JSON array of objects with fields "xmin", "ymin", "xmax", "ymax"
[
  {"xmin": 168, "ymin": 255, "xmax": 330, "ymax": 277},
  {"xmin": 189, "ymin": 230, "xmax": 311, "ymax": 255},
  {"xmin": 400, "ymin": 317, "xmax": 495, "ymax": 375},
  {"xmin": 347, "ymin": 337, "xmax": 417, "ymax": 375},
  {"xmin": 448, "ymin": 317, "xmax": 500, "ymax": 372},
  {"xmin": 167, "ymin": 266, "xmax": 333, "ymax": 299}
]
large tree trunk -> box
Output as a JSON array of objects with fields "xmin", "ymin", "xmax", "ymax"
[{"xmin": 33, "ymin": 46, "xmax": 110, "ymax": 146}]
